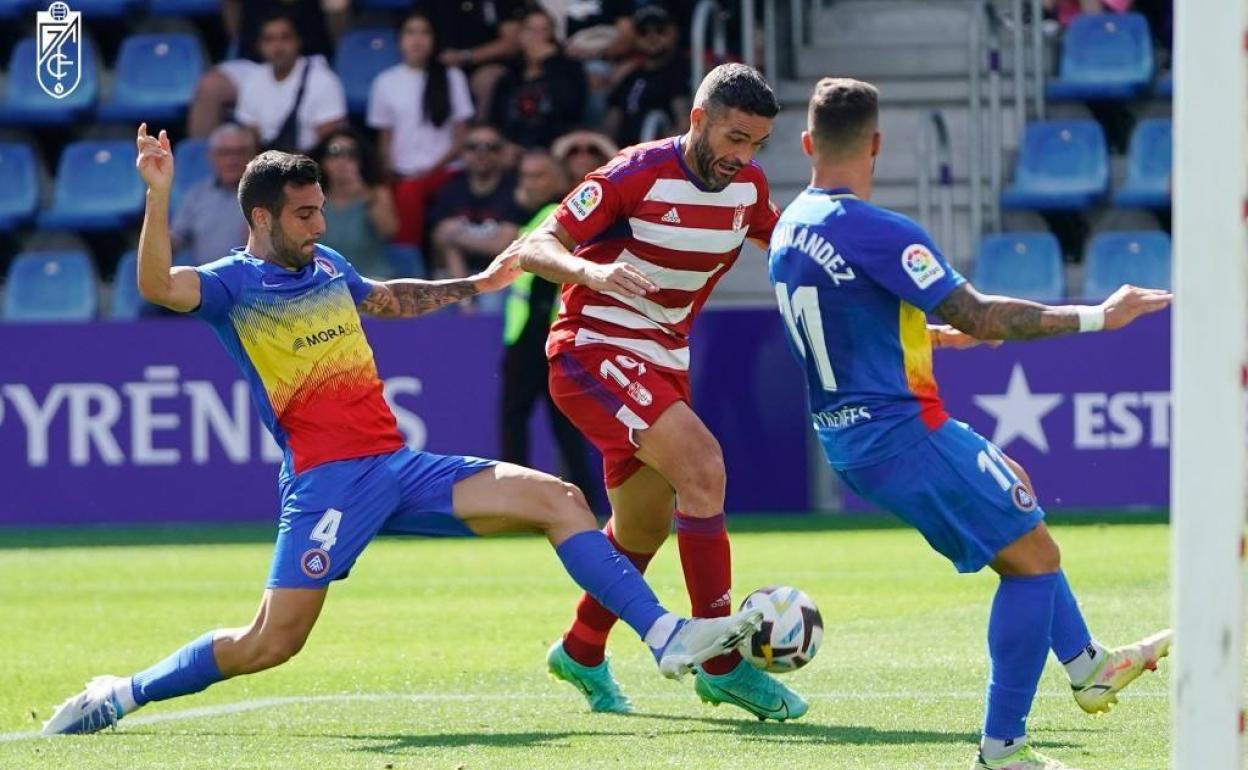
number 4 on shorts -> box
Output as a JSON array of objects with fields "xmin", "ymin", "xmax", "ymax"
[{"xmin": 311, "ymin": 508, "xmax": 342, "ymax": 551}]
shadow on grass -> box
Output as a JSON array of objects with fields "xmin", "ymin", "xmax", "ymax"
[
  {"xmin": 0, "ymin": 509, "xmax": 1168, "ymax": 550},
  {"xmin": 341, "ymin": 716, "xmax": 982, "ymax": 755}
]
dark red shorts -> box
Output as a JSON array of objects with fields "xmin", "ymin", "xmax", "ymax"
[{"xmin": 548, "ymin": 346, "xmax": 690, "ymax": 488}]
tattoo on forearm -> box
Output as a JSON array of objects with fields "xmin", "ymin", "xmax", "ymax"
[
  {"xmin": 934, "ymin": 285, "xmax": 1079, "ymax": 340},
  {"xmin": 359, "ymin": 279, "xmax": 478, "ymax": 318}
]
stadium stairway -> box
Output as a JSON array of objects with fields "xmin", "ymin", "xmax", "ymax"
[{"xmin": 713, "ymin": 0, "xmax": 1025, "ymax": 305}]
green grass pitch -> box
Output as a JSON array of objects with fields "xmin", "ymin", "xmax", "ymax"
[{"xmin": 0, "ymin": 513, "xmax": 1171, "ymax": 770}]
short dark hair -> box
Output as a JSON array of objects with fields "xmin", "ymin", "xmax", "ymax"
[
  {"xmin": 237, "ymin": 151, "xmax": 321, "ymax": 226},
  {"xmin": 808, "ymin": 77, "xmax": 879, "ymax": 157},
  {"xmin": 693, "ymin": 63, "xmax": 780, "ymax": 119}
]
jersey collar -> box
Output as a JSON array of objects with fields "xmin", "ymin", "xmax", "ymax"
[
  {"xmin": 671, "ymin": 136, "xmax": 717, "ymax": 192},
  {"xmin": 806, "ymin": 185, "xmax": 859, "ymax": 200}
]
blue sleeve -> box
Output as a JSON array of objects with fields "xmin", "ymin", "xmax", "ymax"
[
  {"xmin": 851, "ymin": 212, "xmax": 965, "ymax": 312},
  {"xmin": 316, "ymin": 245, "xmax": 372, "ymax": 305},
  {"xmin": 191, "ymin": 258, "xmax": 238, "ymax": 322}
]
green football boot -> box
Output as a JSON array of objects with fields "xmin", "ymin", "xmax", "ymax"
[
  {"xmin": 694, "ymin": 659, "xmax": 808, "ymax": 722},
  {"xmin": 546, "ymin": 640, "xmax": 633, "ymax": 714}
]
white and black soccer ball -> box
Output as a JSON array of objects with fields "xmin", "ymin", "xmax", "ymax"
[{"xmin": 736, "ymin": 586, "xmax": 823, "ymax": 673}]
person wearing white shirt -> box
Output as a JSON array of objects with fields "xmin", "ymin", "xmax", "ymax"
[
  {"xmin": 234, "ymin": 13, "xmax": 347, "ymax": 153},
  {"xmin": 367, "ymin": 11, "xmax": 475, "ymax": 247}
]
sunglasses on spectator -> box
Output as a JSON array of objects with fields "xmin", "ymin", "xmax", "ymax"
[
  {"xmin": 565, "ymin": 143, "xmax": 606, "ymax": 158},
  {"xmin": 465, "ymin": 140, "xmax": 504, "ymax": 153},
  {"xmin": 326, "ymin": 143, "xmax": 359, "ymax": 158}
]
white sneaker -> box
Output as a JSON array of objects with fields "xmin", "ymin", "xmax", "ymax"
[
  {"xmin": 41, "ymin": 676, "xmax": 130, "ymax": 735},
  {"xmin": 654, "ymin": 609, "xmax": 764, "ymax": 680},
  {"xmin": 1073, "ymin": 628, "xmax": 1172, "ymax": 714},
  {"xmin": 972, "ymin": 745, "xmax": 1082, "ymax": 769}
]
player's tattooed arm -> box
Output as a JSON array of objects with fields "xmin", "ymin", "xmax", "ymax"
[
  {"xmin": 358, "ymin": 278, "xmax": 479, "ymax": 318},
  {"xmin": 933, "ymin": 284, "xmax": 1080, "ymax": 341}
]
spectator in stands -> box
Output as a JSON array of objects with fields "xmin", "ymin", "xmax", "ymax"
[
  {"xmin": 500, "ymin": 148, "xmax": 598, "ymax": 511},
  {"xmin": 544, "ymin": 0, "xmax": 637, "ymax": 121},
  {"xmin": 604, "ymin": 5, "xmax": 691, "ymax": 148},
  {"xmin": 188, "ymin": 0, "xmax": 349, "ymax": 138},
  {"xmin": 368, "ymin": 11, "xmax": 475, "ymax": 249},
  {"xmin": 427, "ymin": 0, "xmax": 528, "ymax": 122},
  {"xmin": 1045, "ymin": 0, "xmax": 1134, "ymax": 26},
  {"xmin": 311, "ymin": 129, "xmax": 399, "ymax": 279},
  {"xmin": 233, "ymin": 12, "xmax": 348, "ymax": 153},
  {"xmin": 428, "ymin": 123, "xmax": 523, "ymax": 283},
  {"xmin": 171, "ymin": 123, "xmax": 255, "ymax": 265},
  {"xmin": 552, "ymin": 129, "xmax": 618, "ymax": 184},
  {"xmin": 488, "ymin": 8, "xmax": 588, "ymax": 149}
]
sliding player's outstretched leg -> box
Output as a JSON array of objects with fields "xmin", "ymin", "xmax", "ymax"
[
  {"xmin": 448, "ymin": 460, "xmax": 762, "ymax": 679},
  {"xmin": 43, "ymin": 587, "xmax": 325, "ymax": 735},
  {"xmin": 548, "ymin": 466, "xmax": 673, "ymax": 713}
]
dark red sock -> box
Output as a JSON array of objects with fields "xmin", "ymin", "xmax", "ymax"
[
  {"xmin": 674, "ymin": 510, "xmax": 741, "ymax": 675},
  {"xmin": 562, "ymin": 520, "xmax": 655, "ymax": 667}
]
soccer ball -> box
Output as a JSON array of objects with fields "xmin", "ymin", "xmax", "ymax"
[{"xmin": 736, "ymin": 586, "xmax": 823, "ymax": 673}]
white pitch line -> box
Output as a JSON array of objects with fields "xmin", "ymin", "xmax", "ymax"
[{"xmin": 0, "ymin": 689, "xmax": 1168, "ymax": 743}]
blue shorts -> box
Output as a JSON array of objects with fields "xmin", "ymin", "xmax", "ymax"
[
  {"xmin": 837, "ymin": 420, "xmax": 1045, "ymax": 573},
  {"xmin": 268, "ymin": 448, "xmax": 496, "ymax": 588}
]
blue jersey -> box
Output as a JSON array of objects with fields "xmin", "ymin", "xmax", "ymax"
[
  {"xmin": 193, "ymin": 244, "xmax": 405, "ymax": 477},
  {"xmin": 768, "ymin": 187, "xmax": 965, "ymax": 469}
]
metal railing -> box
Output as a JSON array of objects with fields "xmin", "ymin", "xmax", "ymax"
[
  {"xmin": 639, "ymin": 109, "xmax": 675, "ymax": 144},
  {"xmin": 917, "ymin": 110, "xmax": 955, "ymax": 251},
  {"xmin": 690, "ymin": 0, "xmax": 760, "ymax": 94}
]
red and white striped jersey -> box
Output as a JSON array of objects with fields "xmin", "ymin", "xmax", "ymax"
[{"xmin": 547, "ymin": 136, "xmax": 779, "ymax": 372}]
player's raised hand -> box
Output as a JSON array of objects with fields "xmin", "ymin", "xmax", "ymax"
[
  {"xmin": 1099, "ymin": 284, "xmax": 1173, "ymax": 331},
  {"xmin": 582, "ymin": 262, "xmax": 658, "ymax": 298},
  {"xmin": 473, "ymin": 240, "xmax": 526, "ymax": 293},
  {"xmin": 135, "ymin": 123, "xmax": 174, "ymax": 194}
]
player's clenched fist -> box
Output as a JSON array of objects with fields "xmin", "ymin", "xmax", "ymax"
[
  {"xmin": 580, "ymin": 262, "xmax": 658, "ymax": 298},
  {"xmin": 1099, "ymin": 284, "xmax": 1172, "ymax": 331},
  {"xmin": 135, "ymin": 122, "xmax": 174, "ymax": 194}
]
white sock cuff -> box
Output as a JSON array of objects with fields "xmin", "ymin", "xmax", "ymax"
[{"xmin": 644, "ymin": 613, "xmax": 680, "ymax": 649}]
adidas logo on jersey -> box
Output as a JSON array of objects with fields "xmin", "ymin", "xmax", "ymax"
[{"xmin": 661, "ymin": 207, "xmax": 681, "ymax": 224}]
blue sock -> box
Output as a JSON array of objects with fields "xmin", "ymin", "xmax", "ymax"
[
  {"xmin": 1050, "ymin": 570, "xmax": 1093, "ymax": 662},
  {"xmin": 131, "ymin": 630, "xmax": 225, "ymax": 706},
  {"xmin": 984, "ymin": 572, "xmax": 1058, "ymax": 742},
  {"xmin": 555, "ymin": 530, "xmax": 667, "ymax": 640}
]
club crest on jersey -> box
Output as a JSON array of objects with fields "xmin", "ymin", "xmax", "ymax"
[
  {"xmin": 732, "ymin": 203, "xmax": 745, "ymax": 231},
  {"xmin": 314, "ymin": 256, "xmax": 339, "ymax": 277},
  {"xmin": 300, "ymin": 547, "xmax": 331, "ymax": 578},
  {"xmin": 627, "ymin": 382, "xmax": 653, "ymax": 406},
  {"xmin": 901, "ymin": 243, "xmax": 945, "ymax": 289},
  {"xmin": 567, "ymin": 181, "xmax": 602, "ymax": 221},
  {"xmin": 1011, "ymin": 482, "xmax": 1038, "ymax": 512}
]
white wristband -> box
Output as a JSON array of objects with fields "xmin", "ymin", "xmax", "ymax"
[{"xmin": 1077, "ymin": 306, "xmax": 1105, "ymax": 333}]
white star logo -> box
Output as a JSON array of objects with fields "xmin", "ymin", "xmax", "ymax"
[{"xmin": 972, "ymin": 363, "xmax": 1064, "ymax": 453}]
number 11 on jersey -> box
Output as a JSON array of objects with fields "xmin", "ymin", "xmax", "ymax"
[{"xmin": 775, "ymin": 282, "xmax": 838, "ymax": 392}]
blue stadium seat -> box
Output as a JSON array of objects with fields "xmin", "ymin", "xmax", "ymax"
[
  {"xmin": 354, "ymin": 0, "xmax": 414, "ymax": 8},
  {"xmin": 335, "ymin": 28, "xmax": 400, "ymax": 116},
  {"xmin": 68, "ymin": 0, "xmax": 143, "ymax": 17},
  {"xmin": 972, "ymin": 232, "xmax": 1065, "ymax": 302},
  {"xmin": 171, "ymin": 137, "xmax": 212, "ymax": 214},
  {"xmin": 1001, "ymin": 120, "xmax": 1109, "ymax": 211},
  {"xmin": 1154, "ymin": 71, "xmax": 1173, "ymax": 98},
  {"xmin": 3, "ymin": 250, "xmax": 98, "ymax": 322},
  {"xmin": 147, "ymin": 0, "xmax": 221, "ymax": 16},
  {"xmin": 0, "ymin": 143, "xmax": 40, "ymax": 231},
  {"xmin": 1047, "ymin": 13, "xmax": 1154, "ymax": 101},
  {"xmin": 1083, "ymin": 231, "xmax": 1171, "ymax": 299},
  {"xmin": 1114, "ymin": 118, "xmax": 1170, "ymax": 209},
  {"xmin": 38, "ymin": 140, "xmax": 145, "ymax": 231},
  {"xmin": 97, "ymin": 33, "xmax": 205, "ymax": 123},
  {"xmin": 111, "ymin": 249, "xmax": 144, "ymax": 319},
  {"xmin": 0, "ymin": 0, "xmax": 34, "ymax": 20},
  {"xmin": 1, "ymin": 36, "xmax": 99, "ymax": 126}
]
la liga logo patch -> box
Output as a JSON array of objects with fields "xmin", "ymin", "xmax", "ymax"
[
  {"xmin": 901, "ymin": 243, "xmax": 946, "ymax": 289},
  {"xmin": 314, "ymin": 256, "xmax": 339, "ymax": 277},
  {"xmin": 567, "ymin": 181, "xmax": 602, "ymax": 221},
  {"xmin": 1011, "ymin": 482, "xmax": 1038, "ymax": 512}
]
